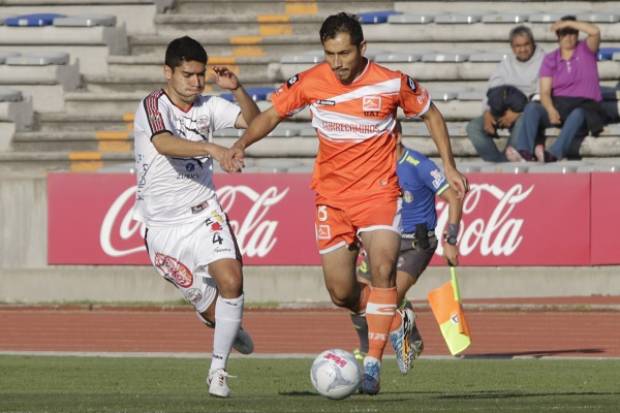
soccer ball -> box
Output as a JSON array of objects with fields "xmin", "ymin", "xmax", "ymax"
[{"xmin": 310, "ymin": 349, "xmax": 361, "ymax": 400}]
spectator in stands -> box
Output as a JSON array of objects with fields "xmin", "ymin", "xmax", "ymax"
[
  {"xmin": 506, "ymin": 16, "xmax": 606, "ymax": 162},
  {"xmin": 466, "ymin": 26, "xmax": 544, "ymax": 162}
]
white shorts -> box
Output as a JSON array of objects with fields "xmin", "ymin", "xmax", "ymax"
[{"xmin": 145, "ymin": 201, "xmax": 239, "ymax": 313}]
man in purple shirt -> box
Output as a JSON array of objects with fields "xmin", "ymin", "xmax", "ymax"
[{"xmin": 506, "ymin": 15, "xmax": 603, "ymax": 162}]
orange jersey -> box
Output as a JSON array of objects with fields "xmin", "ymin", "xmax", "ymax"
[{"xmin": 271, "ymin": 60, "xmax": 431, "ymax": 208}]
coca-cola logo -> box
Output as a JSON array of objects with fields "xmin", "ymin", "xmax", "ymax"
[
  {"xmin": 99, "ymin": 185, "xmax": 289, "ymax": 259},
  {"xmin": 435, "ymin": 183, "xmax": 534, "ymax": 257}
]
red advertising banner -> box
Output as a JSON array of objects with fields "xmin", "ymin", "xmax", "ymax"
[
  {"xmin": 590, "ymin": 173, "xmax": 620, "ymax": 265},
  {"xmin": 48, "ymin": 173, "xmax": 317, "ymax": 265},
  {"xmin": 48, "ymin": 172, "xmax": 609, "ymax": 266}
]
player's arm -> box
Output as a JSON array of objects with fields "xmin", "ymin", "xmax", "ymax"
[
  {"xmin": 221, "ymin": 106, "xmax": 284, "ymax": 172},
  {"xmin": 421, "ymin": 103, "xmax": 469, "ymax": 198},
  {"xmin": 231, "ymin": 86, "xmax": 260, "ymax": 129},
  {"xmin": 437, "ymin": 186, "xmax": 463, "ymax": 266},
  {"xmin": 152, "ymin": 131, "xmax": 227, "ymax": 162}
]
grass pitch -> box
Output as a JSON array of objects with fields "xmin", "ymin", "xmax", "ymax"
[{"xmin": 0, "ymin": 355, "xmax": 618, "ymax": 413}]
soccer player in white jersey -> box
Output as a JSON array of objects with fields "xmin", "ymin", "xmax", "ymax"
[{"xmin": 133, "ymin": 36, "xmax": 260, "ymax": 398}]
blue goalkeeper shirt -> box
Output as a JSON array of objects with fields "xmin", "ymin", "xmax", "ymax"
[{"xmin": 397, "ymin": 146, "xmax": 450, "ymax": 232}]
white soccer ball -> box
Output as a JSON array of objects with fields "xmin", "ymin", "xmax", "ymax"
[{"xmin": 310, "ymin": 349, "xmax": 361, "ymax": 400}]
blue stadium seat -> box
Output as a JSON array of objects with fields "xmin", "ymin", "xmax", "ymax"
[
  {"xmin": 358, "ymin": 11, "xmax": 402, "ymax": 24},
  {"xmin": 4, "ymin": 13, "xmax": 66, "ymax": 27},
  {"xmin": 219, "ymin": 87, "xmax": 275, "ymax": 102},
  {"xmin": 597, "ymin": 48, "xmax": 620, "ymax": 61}
]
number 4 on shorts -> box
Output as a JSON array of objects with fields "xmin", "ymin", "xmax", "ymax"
[{"xmin": 212, "ymin": 233, "xmax": 223, "ymax": 245}]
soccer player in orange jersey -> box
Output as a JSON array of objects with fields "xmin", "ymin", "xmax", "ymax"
[{"xmin": 222, "ymin": 12, "xmax": 468, "ymax": 395}]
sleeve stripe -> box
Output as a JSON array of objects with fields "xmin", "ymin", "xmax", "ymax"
[
  {"xmin": 436, "ymin": 183, "xmax": 450, "ymax": 196},
  {"xmin": 144, "ymin": 90, "xmax": 166, "ymax": 134}
]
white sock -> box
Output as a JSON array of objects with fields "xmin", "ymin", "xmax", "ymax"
[{"xmin": 209, "ymin": 294, "xmax": 244, "ymax": 372}]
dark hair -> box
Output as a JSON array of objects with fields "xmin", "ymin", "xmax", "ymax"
[
  {"xmin": 556, "ymin": 15, "xmax": 578, "ymax": 37},
  {"xmin": 509, "ymin": 25, "xmax": 535, "ymax": 47},
  {"xmin": 165, "ymin": 36, "xmax": 207, "ymax": 68},
  {"xmin": 319, "ymin": 12, "xmax": 364, "ymax": 46}
]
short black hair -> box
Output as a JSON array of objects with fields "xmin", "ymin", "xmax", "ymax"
[
  {"xmin": 319, "ymin": 12, "xmax": 364, "ymax": 46},
  {"xmin": 165, "ymin": 36, "xmax": 207, "ymax": 68},
  {"xmin": 556, "ymin": 15, "xmax": 578, "ymax": 37}
]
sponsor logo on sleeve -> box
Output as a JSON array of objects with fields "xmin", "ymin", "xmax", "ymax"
[
  {"xmin": 407, "ymin": 76, "xmax": 417, "ymax": 91},
  {"xmin": 286, "ymin": 74, "xmax": 299, "ymax": 88},
  {"xmin": 431, "ymin": 169, "xmax": 445, "ymax": 189}
]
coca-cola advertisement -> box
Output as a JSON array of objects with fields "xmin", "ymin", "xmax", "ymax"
[{"xmin": 48, "ymin": 172, "xmax": 617, "ymax": 266}]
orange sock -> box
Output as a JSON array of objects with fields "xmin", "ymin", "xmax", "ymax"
[{"xmin": 366, "ymin": 286, "xmax": 397, "ymax": 361}]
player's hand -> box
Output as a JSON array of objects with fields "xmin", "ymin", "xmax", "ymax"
[
  {"xmin": 483, "ymin": 111, "xmax": 496, "ymax": 135},
  {"xmin": 547, "ymin": 107, "xmax": 562, "ymax": 125},
  {"xmin": 498, "ymin": 109, "xmax": 520, "ymax": 129},
  {"xmin": 212, "ymin": 66, "xmax": 240, "ymax": 91},
  {"xmin": 443, "ymin": 243, "xmax": 459, "ymax": 267},
  {"xmin": 209, "ymin": 143, "xmax": 227, "ymax": 163},
  {"xmin": 221, "ymin": 143, "xmax": 245, "ymax": 173},
  {"xmin": 445, "ymin": 167, "xmax": 469, "ymax": 199}
]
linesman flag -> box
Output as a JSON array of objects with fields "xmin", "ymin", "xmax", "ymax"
[{"xmin": 427, "ymin": 266, "xmax": 471, "ymax": 355}]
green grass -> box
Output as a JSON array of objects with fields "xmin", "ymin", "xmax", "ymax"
[{"xmin": 0, "ymin": 356, "xmax": 619, "ymax": 412}]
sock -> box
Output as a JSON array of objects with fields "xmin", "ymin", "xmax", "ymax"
[
  {"xmin": 365, "ymin": 287, "xmax": 397, "ymax": 361},
  {"xmin": 210, "ymin": 294, "xmax": 243, "ymax": 372},
  {"xmin": 350, "ymin": 312, "xmax": 369, "ymax": 353}
]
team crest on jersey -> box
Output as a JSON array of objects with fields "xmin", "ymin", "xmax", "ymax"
[
  {"xmin": 286, "ymin": 74, "xmax": 299, "ymax": 88},
  {"xmin": 403, "ymin": 190, "xmax": 414, "ymax": 203},
  {"xmin": 363, "ymin": 96, "xmax": 382, "ymax": 112},
  {"xmin": 211, "ymin": 210, "xmax": 225, "ymax": 224},
  {"xmin": 407, "ymin": 76, "xmax": 417, "ymax": 91}
]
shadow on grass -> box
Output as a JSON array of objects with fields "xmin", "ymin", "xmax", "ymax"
[{"xmin": 463, "ymin": 348, "xmax": 604, "ymax": 358}]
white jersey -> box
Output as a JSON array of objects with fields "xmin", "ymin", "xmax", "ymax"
[{"xmin": 133, "ymin": 89, "xmax": 241, "ymax": 227}]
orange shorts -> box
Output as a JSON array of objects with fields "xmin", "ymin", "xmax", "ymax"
[{"xmin": 314, "ymin": 197, "xmax": 401, "ymax": 254}]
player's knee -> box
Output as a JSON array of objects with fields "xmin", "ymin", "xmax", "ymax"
[
  {"xmin": 216, "ymin": 273, "xmax": 243, "ymax": 298},
  {"xmin": 371, "ymin": 260, "xmax": 396, "ymax": 283},
  {"xmin": 327, "ymin": 288, "xmax": 355, "ymax": 310}
]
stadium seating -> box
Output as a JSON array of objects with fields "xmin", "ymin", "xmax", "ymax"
[
  {"xmin": 1, "ymin": 0, "xmax": 620, "ymax": 172},
  {"xmin": 0, "ymin": 13, "xmax": 128, "ymax": 76}
]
